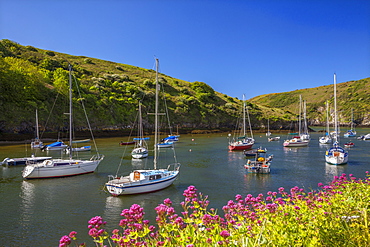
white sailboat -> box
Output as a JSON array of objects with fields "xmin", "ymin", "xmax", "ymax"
[
  {"xmin": 325, "ymin": 73, "xmax": 348, "ymax": 165},
  {"xmin": 22, "ymin": 64, "xmax": 104, "ymax": 179},
  {"xmin": 30, "ymin": 109, "xmax": 43, "ymax": 149},
  {"xmin": 344, "ymin": 108, "xmax": 356, "ymax": 137},
  {"xmin": 105, "ymin": 58, "xmax": 180, "ymax": 196},
  {"xmin": 319, "ymin": 101, "xmax": 332, "ymax": 144},
  {"xmin": 300, "ymin": 99, "xmax": 310, "ymax": 140},
  {"xmin": 283, "ymin": 95, "xmax": 309, "ymax": 147},
  {"xmin": 131, "ymin": 102, "xmax": 149, "ymax": 159},
  {"xmin": 266, "ymin": 118, "xmax": 271, "ymax": 136}
]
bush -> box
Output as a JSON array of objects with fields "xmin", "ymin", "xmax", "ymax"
[{"xmin": 59, "ymin": 173, "xmax": 370, "ymax": 246}]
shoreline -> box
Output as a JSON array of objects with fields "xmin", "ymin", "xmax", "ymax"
[{"xmin": 0, "ymin": 128, "xmax": 296, "ymax": 144}]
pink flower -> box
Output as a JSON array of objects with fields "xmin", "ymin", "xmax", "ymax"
[
  {"xmin": 220, "ymin": 230, "xmax": 230, "ymax": 238},
  {"xmin": 59, "ymin": 235, "xmax": 71, "ymax": 247},
  {"xmin": 235, "ymin": 194, "xmax": 242, "ymax": 201},
  {"xmin": 68, "ymin": 231, "xmax": 77, "ymax": 239},
  {"xmin": 163, "ymin": 198, "xmax": 172, "ymax": 205}
]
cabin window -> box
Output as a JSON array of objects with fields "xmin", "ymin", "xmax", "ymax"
[{"xmin": 149, "ymin": 175, "xmax": 162, "ymax": 180}]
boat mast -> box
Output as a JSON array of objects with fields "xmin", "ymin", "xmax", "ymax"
[
  {"xmin": 154, "ymin": 58, "xmax": 159, "ymax": 169},
  {"xmin": 242, "ymin": 94, "xmax": 246, "ymax": 137},
  {"xmin": 68, "ymin": 64, "xmax": 73, "ymax": 159},
  {"xmin": 326, "ymin": 101, "xmax": 330, "ymax": 135},
  {"xmin": 138, "ymin": 101, "xmax": 143, "ymax": 146},
  {"xmin": 299, "ymin": 95, "xmax": 302, "ymax": 136},
  {"xmin": 35, "ymin": 109, "xmax": 39, "ymax": 140},
  {"xmin": 334, "ymin": 73, "xmax": 338, "ymax": 143}
]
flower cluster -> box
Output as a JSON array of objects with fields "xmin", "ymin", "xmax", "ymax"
[{"xmin": 59, "ymin": 173, "xmax": 370, "ymax": 246}]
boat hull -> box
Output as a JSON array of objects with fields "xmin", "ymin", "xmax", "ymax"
[
  {"xmin": 120, "ymin": 141, "xmax": 136, "ymax": 146},
  {"xmin": 131, "ymin": 148, "xmax": 149, "ymax": 159},
  {"xmin": 245, "ymin": 165, "xmax": 270, "ymax": 174},
  {"xmin": 283, "ymin": 139, "xmax": 309, "ymax": 147},
  {"xmin": 2, "ymin": 156, "xmax": 52, "ymax": 166},
  {"xmin": 228, "ymin": 143, "xmax": 253, "ymax": 151},
  {"xmin": 325, "ymin": 155, "xmax": 348, "ymax": 165},
  {"xmin": 106, "ymin": 170, "xmax": 179, "ymax": 196},
  {"xmin": 22, "ymin": 157, "xmax": 103, "ymax": 179},
  {"xmin": 325, "ymin": 147, "xmax": 348, "ymax": 165},
  {"xmin": 157, "ymin": 142, "xmax": 174, "ymax": 148},
  {"xmin": 319, "ymin": 136, "xmax": 332, "ymax": 144}
]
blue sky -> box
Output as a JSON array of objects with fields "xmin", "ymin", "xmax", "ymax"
[{"xmin": 1, "ymin": 0, "xmax": 369, "ymax": 99}]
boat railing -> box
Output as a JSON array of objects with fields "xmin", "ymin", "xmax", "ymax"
[
  {"xmin": 108, "ymin": 175, "xmax": 117, "ymax": 181},
  {"xmin": 90, "ymin": 154, "xmax": 105, "ymax": 161},
  {"xmin": 167, "ymin": 162, "xmax": 181, "ymax": 171}
]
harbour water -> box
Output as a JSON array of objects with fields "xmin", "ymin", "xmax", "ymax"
[{"xmin": 1, "ymin": 129, "xmax": 370, "ymax": 246}]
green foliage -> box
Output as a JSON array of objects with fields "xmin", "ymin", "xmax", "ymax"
[
  {"xmin": 191, "ymin": 81, "xmax": 215, "ymax": 95},
  {"xmin": 0, "ymin": 39, "xmax": 303, "ymax": 135},
  {"xmin": 60, "ymin": 174, "xmax": 370, "ymax": 246}
]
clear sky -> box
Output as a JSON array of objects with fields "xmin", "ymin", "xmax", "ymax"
[{"xmin": 1, "ymin": 0, "xmax": 369, "ymax": 99}]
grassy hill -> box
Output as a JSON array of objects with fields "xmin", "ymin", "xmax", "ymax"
[
  {"xmin": 249, "ymin": 78, "xmax": 370, "ymax": 126},
  {"xmin": 0, "ymin": 39, "xmax": 369, "ymax": 141},
  {"xmin": 0, "ymin": 39, "xmax": 293, "ymax": 140}
]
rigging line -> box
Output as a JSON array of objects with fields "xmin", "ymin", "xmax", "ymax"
[
  {"xmin": 160, "ymin": 79, "xmax": 173, "ymax": 136},
  {"xmin": 246, "ymin": 104, "xmax": 253, "ymax": 139},
  {"xmin": 115, "ymin": 102, "xmax": 140, "ymax": 176},
  {"xmin": 40, "ymin": 83, "xmax": 61, "ymax": 139},
  {"xmin": 72, "ymin": 70, "xmax": 100, "ymax": 156}
]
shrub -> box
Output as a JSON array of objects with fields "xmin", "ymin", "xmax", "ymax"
[{"xmin": 59, "ymin": 173, "xmax": 370, "ymax": 246}]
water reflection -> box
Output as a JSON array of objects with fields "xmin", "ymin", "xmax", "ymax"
[
  {"xmin": 243, "ymin": 173, "xmax": 271, "ymax": 191},
  {"xmin": 104, "ymin": 196, "xmax": 125, "ymax": 224},
  {"xmin": 19, "ymin": 181, "xmax": 35, "ymax": 227},
  {"xmin": 325, "ymin": 163, "xmax": 346, "ymax": 184},
  {"xmin": 131, "ymin": 158, "xmax": 148, "ymax": 169}
]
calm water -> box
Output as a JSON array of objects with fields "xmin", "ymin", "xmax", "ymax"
[{"xmin": 1, "ymin": 129, "xmax": 370, "ymax": 246}]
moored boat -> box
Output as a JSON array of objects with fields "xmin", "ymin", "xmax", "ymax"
[
  {"xmin": 2, "ymin": 155, "xmax": 52, "ymax": 166},
  {"xmin": 22, "ymin": 64, "xmax": 104, "ymax": 179},
  {"xmin": 244, "ymin": 149, "xmax": 273, "ymax": 174},
  {"xmin": 325, "ymin": 74, "xmax": 348, "ymax": 165},
  {"xmin": 344, "ymin": 109, "xmax": 356, "ymax": 137},
  {"xmin": 283, "ymin": 96, "xmax": 309, "ymax": 147},
  {"xmin": 41, "ymin": 141, "xmax": 68, "ymax": 151},
  {"xmin": 344, "ymin": 142, "xmax": 354, "ymax": 148},
  {"xmin": 131, "ymin": 102, "xmax": 149, "ymax": 159},
  {"xmin": 120, "ymin": 141, "xmax": 136, "ymax": 146},
  {"xmin": 228, "ymin": 94, "xmax": 254, "ymax": 151},
  {"xmin": 283, "ymin": 136, "xmax": 309, "ymax": 147},
  {"xmin": 31, "ymin": 109, "xmax": 43, "ymax": 149},
  {"xmin": 319, "ymin": 101, "xmax": 332, "ymax": 144},
  {"xmin": 105, "ymin": 58, "xmax": 180, "ymax": 196},
  {"xmin": 268, "ymin": 136, "xmax": 280, "ymax": 142}
]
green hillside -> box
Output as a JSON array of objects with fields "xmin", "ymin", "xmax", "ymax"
[
  {"xmin": 0, "ymin": 39, "xmax": 292, "ymax": 139},
  {"xmin": 0, "ymin": 39, "xmax": 369, "ymax": 141},
  {"xmin": 249, "ymin": 78, "xmax": 370, "ymax": 126}
]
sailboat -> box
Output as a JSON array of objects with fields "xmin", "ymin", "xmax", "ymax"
[
  {"xmin": 131, "ymin": 102, "xmax": 149, "ymax": 159},
  {"xmin": 300, "ymin": 100, "xmax": 310, "ymax": 140},
  {"xmin": 266, "ymin": 118, "xmax": 281, "ymax": 141},
  {"xmin": 31, "ymin": 109, "xmax": 43, "ymax": 149},
  {"xmin": 283, "ymin": 95, "xmax": 309, "ymax": 147},
  {"xmin": 344, "ymin": 108, "xmax": 356, "ymax": 137},
  {"xmin": 319, "ymin": 101, "xmax": 332, "ymax": 144},
  {"xmin": 228, "ymin": 95, "xmax": 254, "ymax": 151},
  {"xmin": 22, "ymin": 65, "xmax": 104, "ymax": 179},
  {"xmin": 266, "ymin": 118, "xmax": 271, "ymax": 137},
  {"xmin": 105, "ymin": 58, "xmax": 180, "ymax": 196},
  {"xmin": 325, "ymin": 73, "xmax": 348, "ymax": 165}
]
